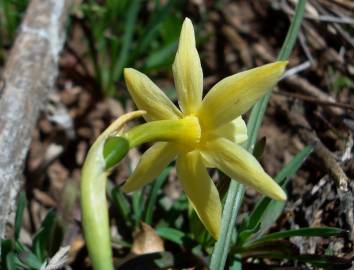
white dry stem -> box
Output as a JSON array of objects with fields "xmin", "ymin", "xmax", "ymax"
[
  {"xmin": 40, "ymin": 246, "xmax": 70, "ymax": 270},
  {"xmin": 0, "ymin": 0, "xmax": 72, "ymax": 241},
  {"xmin": 281, "ymin": 61, "xmax": 312, "ymax": 79}
]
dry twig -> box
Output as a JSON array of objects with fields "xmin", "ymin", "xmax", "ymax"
[
  {"xmin": 283, "ymin": 75, "xmax": 344, "ymax": 115},
  {"xmin": 274, "ymin": 90, "xmax": 354, "ymax": 111}
]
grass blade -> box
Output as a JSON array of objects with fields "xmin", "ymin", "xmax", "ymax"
[
  {"xmin": 108, "ymin": 0, "xmax": 141, "ymax": 95},
  {"xmin": 210, "ymin": 182, "xmax": 244, "ymax": 270},
  {"xmin": 156, "ymin": 227, "xmax": 186, "ymax": 246},
  {"xmin": 111, "ymin": 187, "xmax": 131, "ymax": 224},
  {"xmin": 33, "ymin": 209, "xmax": 57, "ymax": 261},
  {"xmin": 209, "ymin": 1, "xmax": 306, "ymax": 269},
  {"xmin": 234, "ymin": 240, "xmax": 299, "ymax": 256},
  {"xmin": 130, "ymin": 0, "xmax": 176, "ymax": 63},
  {"xmin": 274, "ymin": 144, "xmax": 314, "ymax": 185},
  {"xmin": 132, "ymin": 190, "xmax": 144, "ymax": 227},
  {"xmin": 6, "ymin": 252, "xmax": 16, "ymax": 270},
  {"xmin": 144, "ymin": 167, "xmax": 171, "ymax": 224},
  {"xmin": 1, "ymin": 239, "xmax": 14, "ymax": 270},
  {"xmin": 18, "ymin": 251, "xmax": 43, "ymax": 269},
  {"xmin": 243, "ymin": 144, "xmax": 314, "ymax": 236},
  {"xmin": 14, "ymin": 192, "xmax": 26, "ymax": 240},
  {"xmin": 143, "ymin": 41, "xmax": 178, "ymax": 71},
  {"xmin": 2, "ymin": 0, "xmax": 16, "ymax": 41}
]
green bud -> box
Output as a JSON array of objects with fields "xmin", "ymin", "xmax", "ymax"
[{"xmin": 103, "ymin": 137, "xmax": 130, "ymax": 170}]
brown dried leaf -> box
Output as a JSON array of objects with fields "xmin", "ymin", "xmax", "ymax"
[
  {"xmin": 132, "ymin": 222, "xmax": 164, "ymax": 255},
  {"xmin": 33, "ymin": 189, "xmax": 56, "ymax": 207}
]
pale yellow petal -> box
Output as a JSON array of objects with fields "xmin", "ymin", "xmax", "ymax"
[
  {"xmin": 200, "ymin": 138, "xmax": 287, "ymax": 201},
  {"xmin": 201, "ymin": 117, "xmax": 247, "ymax": 168},
  {"xmin": 172, "ymin": 18, "xmax": 203, "ymax": 115},
  {"xmin": 176, "ymin": 151, "xmax": 221, "ymax": 239},
  {"xmin": 122, "ymin": 142, "xmax": 177, "ymax": 192},
  {"xmin": 214, "ymin": 116, "xmax": 248, "ymax": 144},
  {"xmin": 199, "ymin": 61, "xmax": 287, "ymax": 128},
  {"xmin": 124, "ymin": 68, "xmax": 182, "ymax": 122}
]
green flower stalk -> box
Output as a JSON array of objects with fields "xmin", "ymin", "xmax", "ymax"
[
  {"xmin": 81, "ymin": 111, "xmax": 145, "ymax": 270},
  {"xmin": 81, "ymin": 18, "xmax": 288, "ymax": 269}
]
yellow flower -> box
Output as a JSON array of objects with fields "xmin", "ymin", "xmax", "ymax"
[{"xmin": 121, "ymin": 18, "xmax": 287, "ymax": 239}]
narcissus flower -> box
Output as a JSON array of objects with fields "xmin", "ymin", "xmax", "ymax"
[{"xmin": 121, "ymin": 18, "xmax": 287, "ymax": 239}]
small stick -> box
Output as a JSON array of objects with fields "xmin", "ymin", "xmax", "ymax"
[
  {"xmin": 283, "ymin": 1, "xmax": 354, "ymax": 24},
  {"xmin": 274, "ymin": 90, "xmax": 354, "ymax": 111},
  {"xmin": 298, "ymin": 32, "xmax": 316, "ymax": 64},
  {"xmin": 283, "ymin": 75, "xmax": 344, "ymax": 115},
  {"xmin": 282, "ymin": 61, "xmax": 312, "ymax": 78}
]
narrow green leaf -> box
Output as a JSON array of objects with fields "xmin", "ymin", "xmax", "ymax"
[
  {"xmin": 188, "ymin": 206, "xmax": 213, "ymax": 246},
  {"xmin": 111, "ymin": 187, "xmax": 131, "ymax": 223},
  {"xmin": 6, "ymin": 252, "xmax": 16, "ymax": 270},
  {"xmin": 244, "ymin": 144, "xmax": 314, "ymax": 237},
  {"xmin": 144, "ymin": 167, "xmax": 171, "ymax": 224},
  {"xmin": 252, "ymin": 227, "xmax": 347, "ymax": 245},
  {"xmin": 143, "ymin": 41, "xmax": 178, "ymax": 71},
  {"xmin": 236, "ymin": 229, "xmax": 349, "ymax": 269},
  {"xmin": 32, "ymin": 209, "xmax": 57, "ymax": 261},
  {"xmin": 13, "ymin": 257, "xmax": 29, "ymax": 269},
  {"xmin": 132, "ymin": 190, "xmax": 144, "ymax": 227},
  {"xmin": 242, "ymin": 199, "xmax": 284, "ymax": 245},
  {"xmin": 253, "ymin": 137, "xmax": 266, "ymax": 160},
  {"xmin": 3, "ymin": 0, "xmax": 16, "ymax": 41},
  {"xmin": 33, "ymin": 230, "xmax": 46, "ymax": 261},
  {"xmin": 234, "ymin": 240, "xmax": 299, "ymax": 257},
  {"xmin": 209, "ymin": 1, "xmax": 306, "ymax": 269},
  {"xmin": 110, "ymin": 185, "xmax": 133, "ymax": 244},
  {"xmin": 18, "ymin": 251, "xmax": 43, "ymax": 269},
  {"xmin": 156, "ymin": 227, "xmax": 186, "ymax": 245},
  {"xmin": 275, "ymin": 144, "xmax": 315, "ymax": 185},
  {"xmin": 1, "ymin": 239, "xmax": 14, "ymax": 269},
  {"xmin": 159, "ymin": 15, "xmax": 182, "ymax": 44},
  {"xmin": 14, "ymin": 241, "xmax": 28, "ymax": 253},
  {"xmin": 130, "ymin": 0, "xmax": 176, "ymax": 63},
  {"xmin": 15, "ymin": 192, "xmax": 26, "ymax": 240},
  {"xmin": 237, "ymin": 223, "xmax": 260, "ymax": 246},
  {"xmin": 210, "ymin": 182, "xmax": 244, "ymax": 269},
  {"xmin": 106, "ymin": 0, "xmax": 128, "ymax": 21},
  {"xmin": 109, "ymin": 0, "xmax": 142, "ymax": 94}
]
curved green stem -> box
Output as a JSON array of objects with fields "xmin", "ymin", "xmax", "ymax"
[
  {"xmin": 81, "ymin": 145, "xmax": 113, "ymax": 270},
  {"xmin": 80, "ymin": 111, "xmax": 145, "ymax": 270}
]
